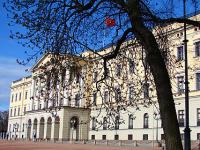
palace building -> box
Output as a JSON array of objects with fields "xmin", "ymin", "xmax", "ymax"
[{"xmin": 7, "ymin": 13, "xmax": 200, "ymax": 142}]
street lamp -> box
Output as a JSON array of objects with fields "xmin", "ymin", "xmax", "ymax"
[{"xmin": 183, "ymin": 0, "xmax": 191, "ymax": 150}]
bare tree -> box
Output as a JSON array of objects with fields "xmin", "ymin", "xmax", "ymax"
[
  {"xmin": 0, "ymin": 111, "xmax": 8, "ymax": 133},
  {"xmin": 4, "ymin": 0, "xmax": 200, "ymax": 149}
]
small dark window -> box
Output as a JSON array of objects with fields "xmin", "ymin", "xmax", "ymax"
[
  {"xmin": 102, "ymin": 135, "xmax": 106, "ymax": 140},
  {"xmin": 18, "ymin": 107, "xmax": 20, "ymax": 116},
  {"xmin": 128, "ymin": 134, "xmax": 133, "ymax": 140},
  {"xmin": 143, "ymin": 113, "xmax": 149, "ymax": 128},
  {"xmin": 177, "ymin": 76, "xmax": 184, "ymax": 93},
  {"xmin": 39, "ymin": 103, "xmax": 42, "ymax": 109},
  {"xmin": 143, "ymin": 134, "xmax": 148, "ymax": 140},
  {"xmin": 22, "ymin": 123, "xmax": 25, "ymax": 132},
  {"xmin": 197, "ymin": 108, "xmax": 200, "ymax": 126},
  {"xmin": 93, "ymin": 72, "xmax": 97, "ymax": 82},
  {"xmin": 197, "ymin": 133, "xmax": 200, "ymax": 140},
  {"xmin": 14, "ymin": 108, "xmax": 16, "ymax": 116},
  {"xmin": 104, "ymin": 91, "xmax": 109, "ymax": 103},
  {"xmin": 15, "ymin": 93, "xmax": 18, "ymax": 101},
  {"xmin": 195, "ymin": 41, "xmax": 200, "ymax": 57},
  {"xmin": 116, "ymin": 64, "xmax": 122, "ymax": 77},
  {"xmin": 114, "ymin": 135, "xmax": 119, "ymax": 140},
  {"xmin": 115, "ymin": 88, "xmax": 121, "ymax": 102},
  {"xmin": 115, "ymin": 116, "xmax": 120, "ymax": 130},
  {"xmin": 91, "ymin": 135, "xmax": 95, "ymax": 140},
  {"xmin": 25, "ymin": 91, "xmax": 28, "ymax": 99},
  {"xmin": 177, "ymin": 46, "xmax": 184, "ymax": 61},
  {"xmin": 128, "ymin": 115, "xmax": 133, "ymax": 129},
  {"xmin": 24, "ymin": 106, "xmax": 26, "ymax": 113},
  {"xmin": 196, "ymin": 73, "xmax": 200, "ymax": 90},
  {"xmin": 103, "ymin": 117, "xmax": 107, "ymax": 130},
  {"xmin": 129, "ymin": 86, "xmax": 134, "ymax": 101},
  {"xmin": 93, "ymin": 93, "xmax": 97, "ymax": 106},
  {"xmin": 76, "ymin": 72, "xmax": 80, "ymax": 84},
  {"xmin": 68, "ymin": 97, "xmax": 71, "ymax": 106},
  {"xmin": 129, "ymin": 60, "xmax": 135, "ymax": 74},
  {"xmin": 75, "ymin": 94, "xmax": 80, "ymax": 107},
  {"xmin": 143, "ymin": 83, "xmax": 149, "ymax": 98},
  {"xmin": 92, "ymin": 117, "xmax": 96, "ymax": 130},
  {"xmin": 19, "ymin": 92, "xmax": 21, "ymax": 101},
  {"xmin": 161, "ymin": 134, "xmax": 165, "ymax": 140},
  {"xmin": 178, "ymin": 110, "xmax": 184, "ymax": 127}
]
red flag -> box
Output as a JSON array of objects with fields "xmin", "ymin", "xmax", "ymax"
[{"xmin": 105, "ymin": 17, "xmax": 115, "ymax": 27}]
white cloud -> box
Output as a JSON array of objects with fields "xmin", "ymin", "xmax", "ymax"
[{"xmin": 0, "ymin": 56, "xmax": 31, "ymax": 111}]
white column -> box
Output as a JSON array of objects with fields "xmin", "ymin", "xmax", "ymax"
[
  {"xmin": 51, "ymin": 118, "xmax": 55, "ymax": 141},
  {"xmin": 44, "ymin": 120, "xmax": 47, "ymax": 140},
  {"xmin": 30, "ymin": 77, "xmax": 36, "ymax": 111}
]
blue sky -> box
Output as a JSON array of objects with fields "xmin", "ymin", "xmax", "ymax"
[
  {"xmin": 0, "ymin": 1, "xmax": 31, "ymax": 111},
  {"xmin": 0, "ymin": 0, "xmax": 199, "ymax": 111}
]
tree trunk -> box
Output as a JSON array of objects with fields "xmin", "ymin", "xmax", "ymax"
[{"xmin": 127, "ymin": 1, "xmax": 183, "ymax": 150}]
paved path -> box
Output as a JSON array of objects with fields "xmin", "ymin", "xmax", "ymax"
[{"xmin": 0, "ymin": 140, "xmax": 162, "ymax": 150}]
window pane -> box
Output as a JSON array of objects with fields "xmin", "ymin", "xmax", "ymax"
[
  {"xmin": 196, "ymin": 73, "xmax": 200, "ymax": 90},
  {"xmin": 177, "ymin": 46, "xmax": 184, "ymax": 61},
  {"xmin": 195, "ymin": 41, "xmax": 200, "ymax": 57}
]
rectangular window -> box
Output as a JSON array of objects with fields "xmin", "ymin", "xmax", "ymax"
[
  {"xmin": 197, "ymin": 108, "xmax": 200, "ymax": 126},
  {"xmin": 39, "ymin": 103, "xmax": 42, "ymax": 110},
  {"xmin": 177, "ymin": 76, "xmax": 184, "ymax": 93},
  {"xmin": 104, "ymin": 91, "xmax": 109, "ymax": 103},
  {"xmin": 196, "ymin": 73, "xmax": 200, "ymax": 90},
  {"xmin": 116, "ymin": 64, "xmax": 121, "ymax": 77},
  {"xmin": 24, "ymin": 106, "xmax": 26, "ymax": 113},
  {"xmin": 76, "ymin": 72, "xmax": 80, "ymax": 84},
  {"xmin": 195, "ymin": 41, "xmax": 200, "ymax": 57},
  {"xmin": 161, "ymin": 134, "xmax": 165, "ymax": 140},
  {"xmin": 75, "ymin": 94, "xmax": 80, "ymax": 107},
  {"xmin": 129, "ymin": 86, "xmax": 134, "ymax": 101},
  {"xmin": 18, "ymin": 107, "xmax": 20, "ymax": 116},
  {"xmin": 115, "ymin": 88, "xmax": 121, "ymax": 102},
  {"xmin": 93, "ymin": 93, "xmax": 97, "ymax": 106},
  {"xmin": 19, "ymin": 92, "xmax": 21, "ymax": 101},
  {"xmin": 25, "ymin": 91, "xmax": 28, "ymax": 99},
  {"xmin": 22, "ymin": 123, "xmax": 25, "ymax": 132},
  {"xmin": 93, "ymin": 72, "xmax": 97, "ymax": 82},
  {"xmin": 91, "ymin": 135, "xmax": 95, "ymax": 140},
  {"xmin": 197, "ymin": 133, "xmax": 200, "ymax": 140},
  {"xmin": 177, "ymin": 46, "xmax": 184, "ymax": 61},
  {"xmin": 128, "ymin": 134, "xmax": 133, "ymax": 140},
  {"xmin": 143, "ymin": 83, "xmax": 149, "ymax": 98},
  {"xmin": 15, "ymin": 93, "xmax": 18, "ymax": 101},
  {"xmin": 143, "ymin": 134, "xmax": 148, "ymax": 140},
  {"xmin": 178, "ymin": 110, "xmax": 184, "ymax": 127},
  {"xmin": 102, "ymin": 135, "xmax": 106, "ymax": 140},
  {"xmin": 129, "ymin": 60, "xmax": 135, "ymax": 74},
  {"xmin": 92, "ymin": 117, "xmax": 96, "ymax": 130},
  {"xmin": 114, "ymin": 135, "xmax": 119, "ymax": 140},
  {"xmin": 14, "ymin": 108, "xmax": 16, "ymax": 116}
]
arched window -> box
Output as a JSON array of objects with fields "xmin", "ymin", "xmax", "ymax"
[
  {"xmin": 115, "ymin": 116, "xmax": 120, "ymax": 130},
  {"xmin": 143, "ymin": 113, "xmax": 149, "ymax": 128},
  {"xmin": 128, "ymin": 115, "xmax": 133, "ymax": 129},
  {"xmin": 92, "ymin": 117, "xmax": 96, "ymax": 130},
  {"xmin": 103, "ymin": 117, "xmax": 107, "ymax": 130}
]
